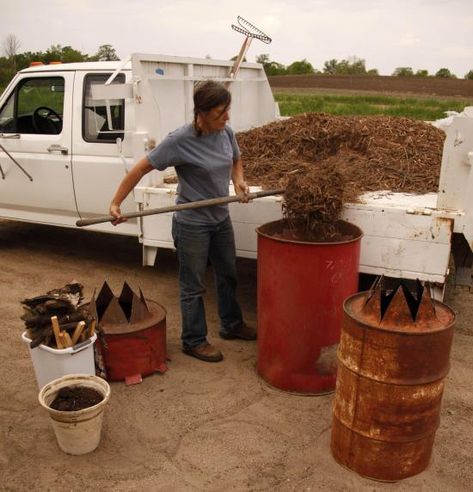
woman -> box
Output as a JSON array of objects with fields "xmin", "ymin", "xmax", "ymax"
[{"xmin": 109, "ymin": 80, "xmax": 256, "ymax": 363}]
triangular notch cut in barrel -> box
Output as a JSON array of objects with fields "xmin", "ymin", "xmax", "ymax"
[
  {"xmin": 380, "ymin": 281, "xmax": 398, "ymax": 321},
  {"xmin": 95, "ymin": 281, "xmax": 115, "ymax": 322},
  {"xmin": 118, "ymin": 281, "xmax": 134, "ymax": 321},
  {"xmin": 400, "ymin": 282, "xmax": 419, "ymax": 321},
  {"xmin": 380, "ymin": 285, "xmax": 415, "ymax": 328}
]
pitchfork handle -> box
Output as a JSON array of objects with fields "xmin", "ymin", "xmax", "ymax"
[{"xmin": 76, "ymin": 188, "xmax": 285, "ymax": 227}]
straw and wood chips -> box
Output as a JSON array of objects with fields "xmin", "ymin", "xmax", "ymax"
[{"xmin": 237, "ymin": 113, "xmax": 444, "ymax": 234}]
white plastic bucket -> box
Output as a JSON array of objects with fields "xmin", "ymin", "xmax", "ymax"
[
  {"xmin": 38, "ymin": 374, "xmax": 111, "ymax": 455},
  {"xmin": 22, "ymin": 332, "xmax": 97, "ymax": 389}
]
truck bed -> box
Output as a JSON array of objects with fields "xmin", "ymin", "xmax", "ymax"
[{"xmin": 135, "ymin": 184, "xmax": 457, "ymax": 285}]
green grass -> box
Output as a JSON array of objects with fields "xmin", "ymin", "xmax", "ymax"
[
  {"xmin": 274, "ymin": 91, "xmax": 473, "ymax": 120},
  {"xmin": 2, "ymin": 83, "xmax": 471, "ymax": 122}
]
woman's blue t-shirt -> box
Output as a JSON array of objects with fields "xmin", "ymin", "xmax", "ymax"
[{"xmin": 147, "ymin": 124, "xmax": 241, "ymax": 225}]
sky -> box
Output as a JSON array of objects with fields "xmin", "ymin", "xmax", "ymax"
[{"xmin": 1, "ymin": 0, "xmax": 472, "ymax": 77}]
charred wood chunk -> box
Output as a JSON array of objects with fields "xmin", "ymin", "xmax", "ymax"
[
  {"xmin": 22, "ymin": 311, "xmax": 87, "ymax": 329},
  {"xmin": 21, "ymin": 282, "xmax": 84, "ymax": 309},
  {"xmin": 30, "ymin": 327, "xmax": 51, "ymax": 349}
]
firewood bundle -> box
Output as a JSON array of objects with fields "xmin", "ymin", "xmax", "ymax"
[{"xmin": 21, "ymin": 282, "xmax": 96, "ymax": 349}]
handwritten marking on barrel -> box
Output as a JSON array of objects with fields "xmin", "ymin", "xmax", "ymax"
[{"xmin": 325, "ymin": 260, "xmax": 335, "ymax": 270}]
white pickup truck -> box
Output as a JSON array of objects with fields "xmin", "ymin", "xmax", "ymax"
[{"xmin": 1, "ymin": 53, "xmax": 472, "ymax": 297}]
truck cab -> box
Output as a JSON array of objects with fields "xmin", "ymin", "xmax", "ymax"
[
  {"xmin": 0, "ymin": 54, "xmax": 277, "ymax": 239},
  {"xmin": 0, "ymin": 61, "xmax": 138, "ymax": 235}
]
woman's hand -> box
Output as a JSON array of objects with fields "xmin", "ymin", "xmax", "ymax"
[
  {"xmin": 234, "ymin": 180, "xmax": 250, "ymax": 203},
  {"xmin": 232, "ymin": 158, "xmax": 250, "ymax": 203},
  {"xmin": 108, "ymin": 157, "xmax": 154, "ymax": 226},
  {"xmin": 109, "ymin": 203, "xmax": 127, "ymax": 225}
]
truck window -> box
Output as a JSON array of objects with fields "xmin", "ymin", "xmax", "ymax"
[
  {"xmin": 83, "ymin": 73, "xmax": 125, "ymax": 143},
  {"xmin": 0, "ymin": 92, "xmax": 15, "ymax": 132},
  {"xmin": 0, "ymin": 77, "xmax": 64, "ymax": 135}
]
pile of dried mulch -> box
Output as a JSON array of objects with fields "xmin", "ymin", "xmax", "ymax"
[
  {"xmin": 282, "ymin": 162, "xmax": 344, "ymax": 234},
  {"xmin": 238, "ymin": 113, "xmax": 445, "ymax": 208}
]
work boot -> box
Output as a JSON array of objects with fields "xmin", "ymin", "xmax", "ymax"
[
  {"xmin": 220, "ymin": 323, "xmax": 257, "ymax": 341},
  {"xmin": 182, "ymin": 342, "xmax": 223, "ymax": 362}
]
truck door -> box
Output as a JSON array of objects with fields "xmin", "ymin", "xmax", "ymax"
[
  {"xmin": 71, "ymin": 71, "xmax": 138, "ymax": 235},
  {"xmin": 0, "ymin": 72, "xmax": 75, "ymax": 224}
]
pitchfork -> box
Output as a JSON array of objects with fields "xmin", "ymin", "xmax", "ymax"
[{"xmin": 226, "ymin": 16, "xmax": 272, "ymax": 87}]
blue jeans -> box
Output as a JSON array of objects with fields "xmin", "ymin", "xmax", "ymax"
[{"xmin": 172, "ymin": 215, "xmax": 244, "ymax": 349}]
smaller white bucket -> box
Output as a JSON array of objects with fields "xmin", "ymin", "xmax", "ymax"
[
  {"xmin": 22, "ymin": 332, "xmax": 97, "ymax": 389},
  {"xmin": 38, "ymin": 374, "xmax": 111, "ymax": 455}
]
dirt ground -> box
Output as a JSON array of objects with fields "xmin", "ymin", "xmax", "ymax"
[
  {"xmin": 268, "ymin": 74, "xmax": 473, "ymax": 98},
  {"xmin": 1, "ymin": 219, "xmax": 473, "ymax": 491}
]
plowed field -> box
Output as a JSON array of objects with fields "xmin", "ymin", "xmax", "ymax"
[{"xmin": 268, "ymin": 74, "xmax": 473, "ymax": 97}]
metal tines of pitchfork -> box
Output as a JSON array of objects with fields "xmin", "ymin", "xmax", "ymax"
[{"xmin": 227, "ymin": 16, "xmax": 272, "ymax": 86}]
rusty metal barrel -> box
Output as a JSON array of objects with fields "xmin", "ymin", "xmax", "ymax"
[
  {"xmin": 331, "ymin": 281, "xmax": 455, "ymax": 481},
  {"xmin": 256, "ymin": 219, "xmax": 363, "ymax": 394}
]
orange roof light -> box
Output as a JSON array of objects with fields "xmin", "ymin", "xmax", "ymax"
[
  {"xmin": 29, "ymin": 61, "xmax": 44, "ymax": 67},
  {"xmin": 49, "ymin": 61, "xmax": 62, "ymax": 64}
]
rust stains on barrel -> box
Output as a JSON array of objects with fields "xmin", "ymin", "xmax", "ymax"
[{"xmin": 331, "ymin": 282, "xmax": 455, "ymax": 481}]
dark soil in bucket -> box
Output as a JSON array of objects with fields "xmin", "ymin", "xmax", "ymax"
[{"xmin": 50, "ymin": 385, "xmax": 103, "ymax": 411}]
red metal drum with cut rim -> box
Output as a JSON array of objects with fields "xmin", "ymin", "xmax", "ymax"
[
  {"xmin": 256, "ymin": 219, "xmax": 363, "ymax": 394},
  {"xmin": 96, "ymin": 300, "xmax": 167, "ymax": 382}
]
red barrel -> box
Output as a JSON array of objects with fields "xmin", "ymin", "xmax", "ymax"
[
  {"xmin": 256, "ymin": 219, "xmax": 362, "ymax": 394},
  {"xmin": 96, "ymin": 300, "xmax": 168, "ymax": 382}
]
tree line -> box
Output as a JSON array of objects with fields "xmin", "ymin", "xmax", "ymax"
[
  {"xmin": 1, "ymin": 33, "xmax": 472, "ymax": 91},
  {"xmin": 256, "ymin": 54, "xmax": 473, "ymax": 80},
  {"xmin": 1, "ymin": 34, "xmax": 119, "ymax": 88}
]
